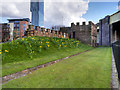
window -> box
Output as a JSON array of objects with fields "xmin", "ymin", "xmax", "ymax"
[
  {"xmin": 17, "ymin": 24, "xmax": 19, "ymax": 27},
  {"xmin": 24, "ymin": 24, "xmax": 26, "ymax": 31},
  {"xmin": 15, "ymin": 21, "xmax": 19, "ymax": 23},
  {"xmin": 17, "ymin": 28, "xmax": 19, "ymax": 31},
  {"xmin": 14, "ymin": 24, "xmax": 16, "ymax": 27},
  {"xmin": 8, "ymin": 24, "xmax": 10, "ymax": 28},
  {"xmin": 17, "ymin": 32, "xmax": 19, "ymax": 35}
]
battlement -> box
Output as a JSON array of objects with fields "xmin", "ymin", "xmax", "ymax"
[
  {"xmin": 25, "ymin": 25, "xmax": 69, "ymax": 39},
  {"xmin": 71, "ymin": 21, "xmax": 95, "ymax": 27}
]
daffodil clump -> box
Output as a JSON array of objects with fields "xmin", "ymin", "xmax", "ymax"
[{"xmin": 2, "ymin": 36, "xmax": 87, "ymax": 64}]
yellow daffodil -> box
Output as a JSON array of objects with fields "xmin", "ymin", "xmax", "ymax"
[
  {"xmin": 22, "ymin": 38, "xmax": 24, "ymax": 41},
  {"xmin": 64, "ymin": 45, "xmax": 67, "ymax": 47},
  {"xmin": 5, "ymin": 50, "xmax": 9, "ymax": 53},
  {"xmin": 48, "ymin": 45, "xmax": 50, "ymax": 47}
]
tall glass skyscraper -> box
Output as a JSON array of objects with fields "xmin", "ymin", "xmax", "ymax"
[
  {"xmin": 118, "ymin": 0, "xmax": 120, "ymax": 11},
  {"xmin": 30, "ymin": 0, "xmax": 44, "ymax": 27}
]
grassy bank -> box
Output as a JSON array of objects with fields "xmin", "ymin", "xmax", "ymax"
[
  {"xmin": 3, "ymin": 47, "xmax": 111, "ymax": 88},
  {"xmin": 2, "ymin": 36, "xmax": 93, "ymax": 76}
]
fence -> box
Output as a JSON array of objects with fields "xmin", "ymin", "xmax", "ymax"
[{"xmin": 112, "ymin": 41, "xmax": 120, "ymax": 81}]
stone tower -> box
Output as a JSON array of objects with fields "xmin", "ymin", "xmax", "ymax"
[{"xmin": 30, "ymin": 0, "xmax": 44, "ymax": 27}]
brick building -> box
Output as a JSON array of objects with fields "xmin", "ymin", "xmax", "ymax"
[
  {"xmin": 0, "ymin": 23, "xmax": 10, "ymax": 42},
  {"xmin": 70, "ymin": 21, "xmax": 97, "ymax": 46},
  {"xmin": 8, "ymin": 18, "xmax": 29, "ymax": 38}
]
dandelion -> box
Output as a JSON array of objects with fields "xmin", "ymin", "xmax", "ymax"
[
  {"xmin": 59, "ymin": 45, "xmax": 61, "ymax": 47},
  {"xmin": 40, "ymin": 46, "xmax": 42, "ymax": 48},
  {"xmin": 22, "ymin": 38, "xmax": 24, "ymax": 41},
  {"xmin": 32, "ymin": 38, "xmax": 34, "ymax": 40},
  {"xmin": 64, "ymin": 45, "xmax": 67, "ymax": 47},
  {"xmin": 48, "ymin": 45, "xmax": 50, "ymax": 47},
  {"xmin": 41, "ymin": 42, "xmax": 42, "ymax": 44},
  {"xmin": 5, "ymin": 50, "xmax": 9, "ymax": 53},
  {"xmin": 0, "ymin": 52, "xmax": 1, "ymax": 54},
  {"xmin": 46, "ymin": 41, "xmax": 49, "ymax": 43}
]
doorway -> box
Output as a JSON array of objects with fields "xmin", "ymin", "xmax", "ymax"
[{"xmin": 73, "ymin": 32, "xmax": 75, "ymax": 39}]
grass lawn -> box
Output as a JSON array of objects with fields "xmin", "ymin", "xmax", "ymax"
[
  {"xmin": 2, "ymin": 36, "xmax": 92, "ymax": 76},
  {"xmin": 2, "ymin": 47, "xmax": 112, "ymax": 88}
]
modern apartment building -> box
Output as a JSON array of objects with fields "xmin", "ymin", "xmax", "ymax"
[
  {"xmin": 8, "ymin": 18, "xmax": 29, "ymax": 38},
  {"xmin": 0, "ymin": 23, "xmax": 10, "ymax": 42}
]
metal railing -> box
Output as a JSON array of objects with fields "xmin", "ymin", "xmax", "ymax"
[{"xmin": 112, "ymin": 41, "xmax": 120, "ymax": 81}]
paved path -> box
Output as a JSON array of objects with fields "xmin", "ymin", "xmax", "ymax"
[{"xmin": 111, "ymin": 48, "xmax": 120, "ymax": 89}]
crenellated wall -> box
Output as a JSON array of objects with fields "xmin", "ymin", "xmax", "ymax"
[
  {"xmin": 70, "ymin": 21, "xmax": 97, "ymax": 47},
  {"xmin": 25, "ymin": 25, "xmax": 69, "ymax": 39}
]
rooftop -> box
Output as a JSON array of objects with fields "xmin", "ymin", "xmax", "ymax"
[{"xmin": 8, "ymin": 18, "xmax": 30, "ymax": 22}]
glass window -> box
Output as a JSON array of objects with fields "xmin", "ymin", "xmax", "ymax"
[
  {"xmin": 17, "ymin": 32, "xmax": 19, "ymax": 35},
  {"xmin": 17, "ymin": 24, "xmax": 19, "ymax": 27},
  {"xmin": 7, "ymin": 24, "xmax": 10, "ymax": 28},
  {"xmin": 15, "ymin": 21, "xmax": 19, "ymax": 23},
  {"xmin": 24, "ymin": 24, "xmax": 26, "ymax": 31},
  {"xmin": 17, "ymin": 28, "xmax": 19, "ymax": 31}
]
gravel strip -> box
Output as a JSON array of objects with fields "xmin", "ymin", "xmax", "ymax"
[{"xmin": 111, "ymin": 48, "xmax": 120, "ymax": 89}]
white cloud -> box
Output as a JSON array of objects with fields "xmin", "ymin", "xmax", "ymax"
[
  {"xmin": 0, "ymin": 0, "xmax": 30, "ymax": 19},
  {"xmin": 44, "ymin": 0, "xmax": 89, "ymax": 27},
  {"xmin": 0, "ymin": 0, "xmax": 89, "ymax": 28}
]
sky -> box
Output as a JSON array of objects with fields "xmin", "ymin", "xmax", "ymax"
[
  {"xmin": 83, "ymin": 2, "xmax": 118, "ymax": 24},
  {"xmin": 0, "ymin": 0, "xmax": 119, "ymax": 28}
]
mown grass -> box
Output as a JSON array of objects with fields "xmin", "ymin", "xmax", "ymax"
[
  {"xmin": 2, "ymin": 47, "xmax": 111, "ymax": 88},
  {"xmin": 2, "ymin": 36, "xmax": 93, "ymax": 76}
]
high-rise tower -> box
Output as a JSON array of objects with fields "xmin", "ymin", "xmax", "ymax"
[
  {"xmin": 30, "ymin": 0, "xmax": 44, "ymax": 27},
  {"xmin": 118, "ymin": 0, "xmax": 120, "ymax": 11}
]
